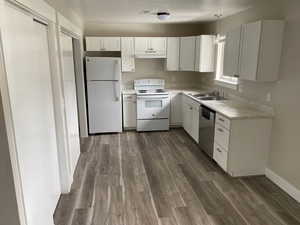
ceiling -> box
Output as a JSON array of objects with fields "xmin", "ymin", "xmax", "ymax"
[{"xmin": 47, "ymin": 0, "xmax": 258, "ymax": 24}]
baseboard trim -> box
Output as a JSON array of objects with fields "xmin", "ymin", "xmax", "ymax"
[{"xmin": 265, "ymin": 168, "xmax": 300, "ymax": 203}]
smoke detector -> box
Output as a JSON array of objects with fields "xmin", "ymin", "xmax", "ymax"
[{"xmin": 157, "ymin": 12, "xmax": 170, "ymax": 21}]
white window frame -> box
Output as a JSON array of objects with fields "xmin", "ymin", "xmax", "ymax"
[{"xmin": 214, "ymin": 35, "xmax": 238, "ymax": 90}]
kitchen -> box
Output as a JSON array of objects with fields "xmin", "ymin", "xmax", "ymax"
[{"xmin": 1, "ymin": 0, "xmax": 300, "ymax": 225}]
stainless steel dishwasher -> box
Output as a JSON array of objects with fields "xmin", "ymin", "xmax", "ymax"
[{"xmin": 198, "ymin": 105, "xmax": 216, "ymax": 158}]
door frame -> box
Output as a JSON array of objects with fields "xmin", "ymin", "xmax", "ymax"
[
  {"xmin": 0, "ymin": 1, "xmax": 61, "ymax": 225},
  {"xmin": 55, "ymin": 13, "xmax": 84, "ymax": 193}
]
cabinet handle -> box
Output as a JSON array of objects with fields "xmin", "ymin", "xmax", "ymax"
[
  {"xmin": 217, "ymin": 148, "xmax": 222, "ymax": 153},
  {"xmin": 233, "ymin": 74, "xmax": 240, "ymax": 78},
  {"xmin": 190, "ymin": 107, "xmax": 193, "ymax": 110},
  {"xmin": 219, "ymin": 118, "xmax": 225, "ymax": 122},
  {"xmin": 218, "ymin": 128, "xmax": 224, "ymax": 132}
]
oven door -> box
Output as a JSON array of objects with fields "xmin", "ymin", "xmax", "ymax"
[{"xmin": 137, "ymin": 95, "xmax": 170, "ymax": 119}]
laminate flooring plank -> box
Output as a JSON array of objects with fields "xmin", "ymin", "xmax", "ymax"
[
  {"xmin": 180, "ymin": 164, "xmax": 248, "ymax": 225},
  {"xmin": 92, "ymin": 174, "xmax": 110, "ymax": 225},
  {"xmin": 55, "ymin": 130, "xmax": 300, "ymax": 225},
  {"xmin": 174, "ymin": 207, "xmax": 197, "ymax": 225}
]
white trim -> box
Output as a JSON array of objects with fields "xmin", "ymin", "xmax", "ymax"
[
  {"xmin": 265, "ymin": 168, "xmax": 300, "ymax": 203},
  {"xmin": 48, "ymin": 21, "xmax": 73, "ymax": 193},
  {"xmin": 57, "ymin": 12, "xmax": 82, "ymax": 38},
  {"xmin": 0, "ymin": 2, "xmax": 27, "ymax": 224},
  {"xmin": 7, "ymin": 0, "xmax": 56, "ymax": 22}
]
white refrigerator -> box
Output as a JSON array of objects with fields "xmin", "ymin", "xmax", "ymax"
[{"xmin": 86, "ymin": 57, "xmax": 122, "ymax": 134}]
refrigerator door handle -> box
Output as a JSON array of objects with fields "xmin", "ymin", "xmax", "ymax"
[
  {"xmin": 113, "ymin": 81, "xmax": 120, "ymax": 102},
  {"xmin": 114, "ymin": 60, "xmax": 120, "ymax": 81}
]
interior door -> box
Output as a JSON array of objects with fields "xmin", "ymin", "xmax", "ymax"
[
  {"xmin": 60, "ymin": 32, "xmax": 80, "ymax": 177},
  {"xmin": 2, "ymin": 3, "xmax": 61, "ymax": 225}
]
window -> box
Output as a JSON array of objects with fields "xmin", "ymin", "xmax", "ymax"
[{"xmin": 215, "ymin": 35, "xmax": 238, "ymax": 89}]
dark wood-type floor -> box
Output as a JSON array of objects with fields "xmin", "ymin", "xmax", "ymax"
[{"xmin": 54, "ymin": 129, "xmax": 300, "ymax": 225}]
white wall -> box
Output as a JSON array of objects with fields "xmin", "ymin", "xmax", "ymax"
[
  {"xmin": 122, "ymin": 58, "xmax": 203, "ymax": 90},
  {"xmin": 203, "ymin": 0, "xmax": 300, "ymax": 190}
]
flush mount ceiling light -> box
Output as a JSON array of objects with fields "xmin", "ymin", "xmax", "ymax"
[{"xmin": 157, "ymin": 12, "xmax": 170, "ymax": 21}]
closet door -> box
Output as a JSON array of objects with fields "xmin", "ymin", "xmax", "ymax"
[
  {"xmin": 60, "ymin": 32, "xmax": 80, "ymax": 177},
  {"xmin": 2, "ymin": 4, "xmax": 61, "ymax": 225}
]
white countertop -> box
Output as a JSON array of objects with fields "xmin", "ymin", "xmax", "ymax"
[
  {"xmin": 185, "ymin": 94, "xmax": 273, "ymax": 120},
  {"xmin": 122, "ymin": 89, "xmax": 273, "ymax": 119}
]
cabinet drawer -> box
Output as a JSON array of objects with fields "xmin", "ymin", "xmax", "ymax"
[
  {"xmin": 213, "ymin": 143, "xmax": 228, "ymax": 171},
  {"xmin": 216, "ymin": 114, "xmax": 230, "ymax": 130},
  {"xmin": 123, "ymin": 94, "xmax": 136, "ymax": 102},
  {"xmin": 215, "ymin": 123, "xmax": 230, "ymax": 150}
]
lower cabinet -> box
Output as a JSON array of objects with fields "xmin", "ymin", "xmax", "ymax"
[
  {"xmin": 182, "ymin": 95, "xmax": 200, "ymax": 143},
  {"xmin": 213, "ymin": 113, "xmax": 272, "ymax": 177},
  {"xmin": 122, "ymin": 94, "xmax": 136, "ymax": 129},
  {"xmin": 170, "ymin": 92, "xmax": 183, "ymax": 126}
]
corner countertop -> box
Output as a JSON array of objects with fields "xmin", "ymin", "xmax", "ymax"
[
  {"xmin": 185, "ymin": 94, "xmax": 273, "ymax": 120},
  {"xmin": 121, "ymin": 89, "xmax": 273, "ymax": 120}
]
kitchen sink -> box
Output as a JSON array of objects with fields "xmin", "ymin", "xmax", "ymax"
[
  {"xmin": 199, "ymin": 96, "xmax": 226, "ymax": 101},
  {"xmin": 190, "ymin": 92, "xmax": 226, "ymax": 101}
]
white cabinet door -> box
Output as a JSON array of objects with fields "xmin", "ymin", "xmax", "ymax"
[
  {"xmin": 170, "ymin": 92, "xmax": 182, "ymax": 125},
  {"xmin": 183, "ymin": 102, "xmax": 192, "ymax": 135},
  {"xmin": 223, "ymin": 27, "xmax": 242, "ymax": 77},
  {"xmin": 135, "ymin": 37, "xmax": 166, "ymax": 58},
  {"xmin": 60, "ymin": 32, "xmax": 81, "ymax": 177},
  {"xmin": 191, "ymin": 104, "xmax": 200, "ymax": 143},
  {"xmin": 121, "ymin": 37, "xmax": 135, "ymax": 72},
  {"xmin": 165, "ymin": 37, "xmax": 180, "ymax": 71},
  {"xmin": 2, "ymin": 5, "xmax": 61, "ymax": 225},
  {"xmin": 150, "ymin": 37, "xmax": 167, "ymax": 56},
  {"xmin": 135, "ymin": 37, "xmax": 150, "ymax": 54},
  {"xmin": 180, "ymin": 36, "xmax": 196, "ymax": 71},
  {"xmin": 85, "ymin": 37, "xmax": 121, "ymax": 51},
  {"xmin": 123, "ymin": 94, "xmax": 137, "ymax": 128},
  {"xmin": 195, "ymin": 35, "xmax": 216, "ymax": 72},
  {"xmin": 101, "ymin": 37, "xmax": 121, "ymax": 51},
  {"xmin": 239, "ymin": 22, "xmax": 262, "ymax": 81},
  {"xmin": 86, "ymin": 37, "xmax": 101, "ymax": 51}
]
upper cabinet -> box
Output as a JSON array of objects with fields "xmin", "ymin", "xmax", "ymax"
[
  {"xmin": 239, "ymin": 20, "xmax": 284, "ymax": 82},
  {"xmin": 195, "ymin": 35, "xmax": 216, "ymax": 72},
  {"xmin": 121, "ymin": 37, "xmax": 135, "ymax": 72},
  {"xmin": 85, "ymin": 37, "xmax": 121, "ymax": 51},
  {"xmin": 223, "ymin": 27, "xmax": 242, "ymax": 77},
  {"xmin": 180, "ymin": 36, "xmax": 196, "ymax": 71},
  {"xmin": 165, "ymin": 37, "xmax": 180, "ymax": 71},
  {"xmin": 135, "ymin": 37, "xmax": 167, "ymax": 58}
]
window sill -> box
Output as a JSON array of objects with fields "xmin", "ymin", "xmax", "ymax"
[{"xmin": 214, "ymin": 79, "xmax": 238, "ymax": 90}]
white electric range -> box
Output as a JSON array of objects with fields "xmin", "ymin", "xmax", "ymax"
[{"xmin": 134, "ymin": 79, "xmax": 170, "ymax": 132}]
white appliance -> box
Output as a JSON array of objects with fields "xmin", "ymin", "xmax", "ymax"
[
  {"xmin": 135, "ymin": 79, "xmax": 170, "ymax": 131},
  {"xmin": 86, "ymin": 57, "xmax": 122, "ymax": 134}
]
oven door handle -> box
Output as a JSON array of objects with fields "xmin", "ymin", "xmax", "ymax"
[{"xmin": 137, "ymin": 96, "xmax": 169, "ymax": 100}]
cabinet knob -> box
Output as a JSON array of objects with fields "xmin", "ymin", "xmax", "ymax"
[
  {"xmin": 233, "ymin": 74, "xmax": 240, "ymax": 78},
  {"xmin": 219, "ymin": 118, "xmax": 225, "ymax": 122},
  {"xmin": 218, "ymin": 128, "xmax": 224, "ymax": 132}
]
